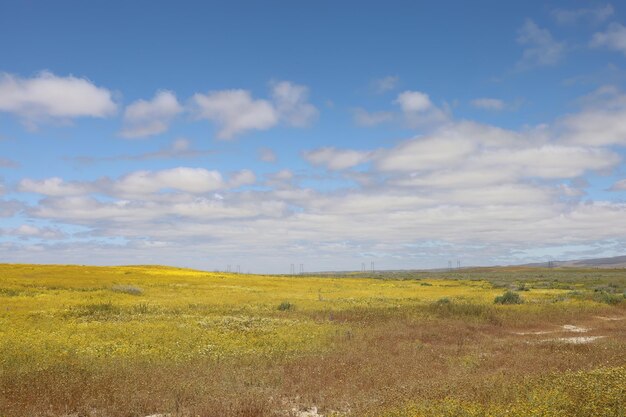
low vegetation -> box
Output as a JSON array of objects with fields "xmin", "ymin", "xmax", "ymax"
[{"xmin": 0, "ymin": 264, "xmax": 624, "ymax": 416}]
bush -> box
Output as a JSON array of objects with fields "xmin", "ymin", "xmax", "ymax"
[
  {"xmin": 494, "ymin": 290, "xmax": 523, "ymax": 305},
  {"xmin": 111, "ymin": 285, "xmax": 143, "ymax": 295},
  {"xmin": 278, "ymin": 301, "xmax": 293, "ymax": 311},
  {"xmin": 593, "ymin": 291, "xmax": 623, "ymax": 305},
  {"xmin": 435, "ymin": 297, "xmax": 451, "ymax": 306}
]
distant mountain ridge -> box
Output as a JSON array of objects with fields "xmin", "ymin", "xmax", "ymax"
[{"xmin": 522, "ymin": 255, "xmax": 626, "ymax": 268}]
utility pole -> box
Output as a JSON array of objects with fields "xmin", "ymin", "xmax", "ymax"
[{"xmin": 299, "ymin": 264, "xmax": 304, "ymax": 275}]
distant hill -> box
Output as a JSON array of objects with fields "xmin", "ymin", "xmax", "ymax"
[{"xmin": 523, "ymin": 255, "xmax": 626, "ymax": 269}]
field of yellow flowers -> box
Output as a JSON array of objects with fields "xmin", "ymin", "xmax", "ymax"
[{"xmin": 0, "ymin": 264, "xmax": 624, "ymax": 416}]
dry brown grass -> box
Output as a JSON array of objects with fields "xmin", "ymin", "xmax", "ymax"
[{"xmin": 2, "ymin": 305, "xmax": 625, "ymax": 416}]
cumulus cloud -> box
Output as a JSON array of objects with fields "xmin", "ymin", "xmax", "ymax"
[
  {"xmin": 9, "ymin": 86, "xmax": 626, "ymax": 272},
  {"xmin": 120, "ymin": 90, "xmax": 183, "ymax": 138},
  {"xmin": 471, "ymin": 98, "xmax": 505, "ymax": 111},
  {"xmin": 395, "ymin": 91, "xmax": 432, "ymax": 112},
  {"xmin": 114, "ymin": 167, "xmax": 224, "ymax": 195},
  {"xmin": 190, "ymin": 81, "xmax": 317, "ymax": 139},
  {"xmin": 19, "ymin": 177, "xmax": 93, "ymax": 196},
  {"xmin": 228, "ymin": 169, "xmax": 256, "ymax": 187},
  {"xmin": 375, "ymin": 126, "xmax": 477, "ymax": 172},
  {"xmin": 591, "ymin": 23, "xmax": 626, "ymax": 55},
  {"xmin": 394, "ymin": 90, "xmax": 449, "ymax": 127},
  {"xmin": 190, "ymin": 89, "xmax": 277, "ymax": 139},
  {"xmin": 21, "ymin": 167, "xmax": 227, "ymax": 197},
  {"xmin": 8, "ymin": 224, "xmax": 64, "ymax": 239},
  {"xmin": 559, "ymin": 86, "xmax": 626, "ymax": 146},
  {"xmin": 516, "ymin": 20, "xmax": 565, "ymax": 69},
  {"xmin": 552, "ymin": 4, "xmax": 613, "ymax": 25},
  {"xmin": 271, "ymin": 81, "xmax": 318, "ymax": 127},
  {"xmin": 304, "ymin": 147, "xmax": 372, "ymax": 170},
  {"xmin": 0, "ymin": 71, "xmax": 116, "ymax": 126}
]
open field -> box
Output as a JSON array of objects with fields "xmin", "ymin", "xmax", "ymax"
[{"xmin": 1, "ymin": 264, "xmax": 625, "ymax": 416}]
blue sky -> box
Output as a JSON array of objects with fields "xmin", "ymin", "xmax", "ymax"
[{"xmin": 1, "ymin": 1, "xmax": 626, "ymax": 272}]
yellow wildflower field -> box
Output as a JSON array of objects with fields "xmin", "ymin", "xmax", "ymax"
[{"xmin": 0, "ymin": 264, "xmax": 624, "ymax": 416}]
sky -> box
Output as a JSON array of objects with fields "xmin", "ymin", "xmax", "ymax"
[{"xmin": 1, "ymin": 1, "xmax": 626, "ymax": 273}]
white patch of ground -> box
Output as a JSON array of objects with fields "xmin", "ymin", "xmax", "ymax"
[
  {"xmin": 595, "ymin": 316, "xmax": 625, "ymax": 321},
  {"xmin": 561, "ymin": 324, "xmax": 589, "ymax": 333},
  {"xmin": 551, "ymin": 336, "xmax": 606, "ymax": 344},
  {"xmin": 513, "ymin": 330, "xmax": 554, "ymax": 335},
  {"xmin": 293, "ymin": 406, "xmax": 323, "ymax": 417}
]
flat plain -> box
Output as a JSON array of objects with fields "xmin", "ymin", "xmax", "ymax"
[{"xmin": 0, "ymin": 264, "xmax": 625, "ymax": 416}]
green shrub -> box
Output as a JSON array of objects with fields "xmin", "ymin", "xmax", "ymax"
[
  {"xmin": 593, "ymin": 291, "xmax": 623, "ymax": 305},
  {"xmin": 111, "ymin": 285, "xmax": 143, "ymax": 295},
  {"xmin": 278, "ymin": 301, "xmax": 293, "ymax": 311},
  {"xmin": 435, "ymin": 297, "xmax": 451, "ymax": 306},
  {"xmin": 494, "ymin": 290, "xmax": 523, "ymax": 305}
]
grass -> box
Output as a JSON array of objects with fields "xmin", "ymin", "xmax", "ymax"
[{"xmin": 0, "ymin": 264, "xmax": 624, "ymax": 416}]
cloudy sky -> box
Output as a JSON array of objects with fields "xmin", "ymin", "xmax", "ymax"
[{"xmin": 1, "ymin": 1, "xmax": 626, "ymax": 273}]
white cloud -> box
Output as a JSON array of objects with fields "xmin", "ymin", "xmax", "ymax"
[
  {"xmin": 591, "ymin": 23, "xmax": 626, "ymax": 55},
  {"xmin": 190, "ymin": 89, "xmax": 277, "ymax": 139},
  {"xmin": 271, "ymin": 81, "xmax": 318, "ymax": 127},
  {"xmin": 471, "ymin": 98, "xmax": 505, "ymax": 111},
  {"xmin": 371, "ymin": 75, "xmax": 399, "ymax": 93},
  {"xmin": 304, "ymin": 147, "xmax": 372, "ymax": 170},
  {"xmin": 228, "ymin": 169, "xmax": 256, "ymax": 187},
  {"xmin": 552, "ymin": 4, "xmax": 614, "ymax": 25},
  {"xmin": 270, "ymin": 169, "xmax": 294, "ymax": 181},
  {"xmin": 190, "ymin": 81, "xmax": 317, "ymax": 139},
  {"xmin": 474, "ymin": 145, "xmax": 619, "ymax": 179},
  {"xmin": 114, "ymin": 167, "xmax": 224, "ymax": 194},
  {"xmin": 19, "ymin": 177, "xmax": 93, "ymax": 196},
  {"xmin": 516, "ymin": 20, "xmax": 565, "ymax": 69},
  {"xmin": 395, "ymin": 91, "xmax": 432, "ymax": 112},
  {"xmin": 375, "ymin": 129, "xmax": 476, "ymax": 172},
  {"xmin": 9, "ymin": 86, "xmax": 626, "ymax": 272},
  {"xmin": 120, "ymin": 90, "xmax": 183, "ymax": 138},
  {"xmin": 394, "ymin": 90, "xmax": 449, "ymax": 127},
  {"xmin": 559, "ymin": 86, "xmax": 626, "ymax": 146},
  {"xmin": 10, "ymin": 224, "xmax": 64, "ymax": 239},
  {"xmin": 0, "ymin": 71, "xmax": 116, "ymax": 125}
]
